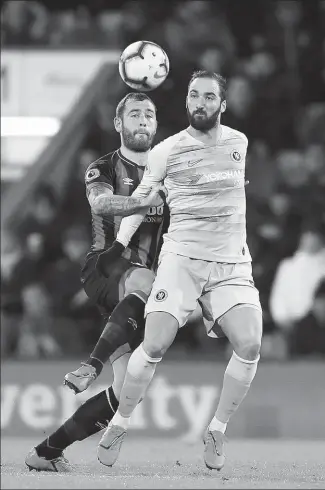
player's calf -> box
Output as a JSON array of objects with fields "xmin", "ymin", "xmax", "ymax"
[
  {"xmin": 27, "ymin": 388, "xmax": 119, "ymax": 472},
  {"xmin": 97, "ymin": 344, "xmax": 161, "ymax": 466},
  {"xmin": 91, "ymin": 293, "xmax": 145, "ymax": 367}
]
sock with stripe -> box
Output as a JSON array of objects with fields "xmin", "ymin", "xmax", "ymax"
[
  {"xmin": 36, "ymin": 387, "xmax": 118, "ymax": 460},
  {"xmin": 87, "ymin": 294, "xmax": 146, "ymax": 375}
]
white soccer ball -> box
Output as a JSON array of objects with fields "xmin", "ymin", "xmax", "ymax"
[{"xmin": 119, "ymin": 41, "xmax": 170, "ymax": 92}]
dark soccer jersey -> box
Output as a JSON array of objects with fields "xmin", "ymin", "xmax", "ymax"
[{"xmin": 85, "ymin": 149, "xmax": 168, "ymax": 270}]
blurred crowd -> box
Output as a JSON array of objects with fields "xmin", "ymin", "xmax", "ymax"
[{"xmin": 1, "ymin": 0, "xmax": 325, "ymax": 360}]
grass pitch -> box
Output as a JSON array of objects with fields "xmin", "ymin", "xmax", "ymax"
[{"xmin": 1, "ymin": 436, "xmax": 324, "ymax": 489}]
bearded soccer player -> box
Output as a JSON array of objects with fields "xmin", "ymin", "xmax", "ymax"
[
  {"xmin": 97, "ymin": 71, "xmax": 263, "ymax": 471},
  {"xmin": 25, "ymin": 92, "xmax": 167, "ymax": 472}
]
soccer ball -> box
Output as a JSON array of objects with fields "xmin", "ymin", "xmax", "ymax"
[{"xmin": 119, "ymin": 41, "xmax": 170, "ymax": 92}]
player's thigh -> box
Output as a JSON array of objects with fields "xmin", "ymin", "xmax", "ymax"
[
  {"xmin": 200, "ymin": 261, "xmax": 262, "ymax": 335},
  {"xmin": 81, "ymin": 254, "xmax": 133, "ymax": 315},
  {"xmin": 145, "ymin": 251, "xmax": 208, "ymax": 329},
  {"xmin": 121, "ymin": 266, "xmax": 155, "ymax": 301},
  {"xmin": 143, "ymin": 252, "xmax": 208, "ymax": 357}
]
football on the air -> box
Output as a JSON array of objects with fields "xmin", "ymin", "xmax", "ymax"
[{"xmin": 119, "ymin": 41, "xmax": 170, "ymax": 91}]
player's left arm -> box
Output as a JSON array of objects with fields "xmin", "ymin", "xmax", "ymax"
[{"xmin": 116, "ymin": 148, "xmax": 168, "ymax": 247}]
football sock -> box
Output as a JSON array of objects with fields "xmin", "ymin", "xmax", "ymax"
[
  {"xmin": 36, "ymin": 387, "xmax": 118, "ymax": 459},
  {"xmin": 111, "ymin": 343, "xmax": 161, "ymax": 429},
  {"xmin": 87, "ymin": 294, "xmax": 146, "ymax": 375},
  {"xmin": 210, "ymin": 351, "xmax": 259, "ymax": 433}
]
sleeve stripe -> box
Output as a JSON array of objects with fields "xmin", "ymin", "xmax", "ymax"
[{"xmin": 86, "ymin": 182, "xmax": 114, "ymax": 192}]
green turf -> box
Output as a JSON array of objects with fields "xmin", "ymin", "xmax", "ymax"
[{"xmin": 1, "ymin": 436, "xmax": 324, "ymax": 489}]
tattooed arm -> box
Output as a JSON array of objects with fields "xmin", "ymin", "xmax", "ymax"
[{"xmin": 87, "ymin": 183, "xmax": 163, "ymax": 217}]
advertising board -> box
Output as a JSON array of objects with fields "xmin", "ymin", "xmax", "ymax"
[{"xmin": 2, "ymin": 361, "xmax": 324, "ymax": 440}]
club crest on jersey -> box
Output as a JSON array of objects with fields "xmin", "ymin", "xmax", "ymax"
[
  {"xmin": 154, "ymin": 289, "xmax": 168, "ymax": 302},
  {"xmin": 123, "ymin": 177, "xmax": 134, "ymax": 186},
  {"xmin": 231, "ymin": 150, "xmax": 242, "ymax": 162},
  {"xmin": 85, "ymin": 168, "xmax": 100, "ymax": 182}
]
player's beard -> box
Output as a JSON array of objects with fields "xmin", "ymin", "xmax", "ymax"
[
  {"xmin": 122, "ymin": 126, "xmax": 154, "ymax": 152},
  {"xmin": 187, "ymin": 105, "xmax": 222, "ymax": 131}
]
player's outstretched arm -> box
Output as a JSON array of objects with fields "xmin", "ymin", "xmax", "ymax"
[
  {"xmin": 117, "ymin": 159, "xmax": 167, "ymax": 247},
  {"xmin": 87, "ymin": 183, "xmax": 162, "ymax": 217}
]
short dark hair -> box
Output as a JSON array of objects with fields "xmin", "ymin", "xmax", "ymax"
[
  {"xmin": 188, "ymin": 70, "xmax": 227, "ymax": 101},
  {"xmin": 115, "ymin": 92, "xmax": 157, "ymax": 119}
]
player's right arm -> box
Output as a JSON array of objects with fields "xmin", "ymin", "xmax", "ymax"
[{"xmin": 85, "ymin": 161, "xmax": 163, "ymax": 217}]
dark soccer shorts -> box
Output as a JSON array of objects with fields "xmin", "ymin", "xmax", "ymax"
[{"xmin": 81, "ymin": 252, "xmax": 137, "ymax": 315}]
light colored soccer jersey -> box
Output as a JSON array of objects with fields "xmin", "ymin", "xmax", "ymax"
[{"xmin": 117, "ymin": 124, "xmax": 252, "ymax": 264}]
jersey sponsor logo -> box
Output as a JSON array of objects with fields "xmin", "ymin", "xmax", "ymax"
[
  {"xmin": 231, "ymin": 150, "xmax": 242, "ymax": 162},
  {"xmin": 85, "ymin": 168, "xmax": 100, "ymax": 182},
  {"xmin": 123, "ymin": 177, "xmax": 134, "ymax": 186},
  {"xmin": 144, "ymin": 205, "xmax": 164, "ymax": 224},
  {"xmin": 186, "ymin": 169, "xmax": 244, "ymax": 185},
  {"xmin": 154, "ymin": 289, "xmax": 168, "ymax": 302},
  {"xmin": 147, "ymin": 205, "xmax": 164, "ymax": 216},
  {"xmin": 187, "ymin": 158, "xmax": 203, "ymax": 167}
]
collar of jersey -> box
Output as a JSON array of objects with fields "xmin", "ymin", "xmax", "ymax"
[{"xmin": 118, "ymin": 148, "xmax": 146, "ymax": 168}]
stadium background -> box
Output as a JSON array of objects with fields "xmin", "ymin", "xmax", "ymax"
[{"xmin": 1, "ymin": 0, "xmax": 325, "ymax": 442}]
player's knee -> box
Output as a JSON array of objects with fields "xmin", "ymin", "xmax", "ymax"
[
  {"xmin": 143, "ymin": 340, "xmax": 168, "ymax": 358},
  {"xmin": 223, "ymin": 307, "xmax": 262, "ymax": 361},
  {"xmin": 124, "ymin": 268, "xmax": 155, "ymax": 299},
  {"xmin": 143, "ymin": 312, "xmax": 179, "ymax": 358},
  {"xmin": 236, "ymin": 339, "xmax": 261, "ymax": 361},
  {"xmin": 143, "ymin": 333, "xmax": 169, "ymax": 358},
  {"xmin": 234, "ymin": 323, "xmax": 262, "ymax": 360}
]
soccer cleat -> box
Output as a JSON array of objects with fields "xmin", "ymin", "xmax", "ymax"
[
  {"xmin": 97, "ymin": 424, "xmax": 127, "ymax": 467},
  {"xmin": 203, "ymin": 429, "xmax": 226, "ymax": 471},
  {"xmin": 63, "ymin": 362, "xmax": 97, "ymax": 394},
  {"xmin": 25, "ymin": 448, "xmax": 71, "ymax": 472}
]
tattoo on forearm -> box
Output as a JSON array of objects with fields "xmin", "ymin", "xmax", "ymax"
[
  {"xmin": 88, "ymin": 184, "xmax": 145, "ymax": 216},
  {"xmin": 94, "ymin": 195, "xmax": 145, "ymax": 216}
]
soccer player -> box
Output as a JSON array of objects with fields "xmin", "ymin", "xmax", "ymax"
[
  {"xmin": 97, "ymin": 71, "xmax": 263, "ymax": 471},
  {"xmin": 25, "ymin": 92, "xmax": 166, "ymax": 472}
]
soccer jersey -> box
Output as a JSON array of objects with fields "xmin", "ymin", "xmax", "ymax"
[
  {"xmin": 85, "ymin": 149, "xmax": 167, "ymax": 269},
  {"xmin": 117, "ymin": 125, "xmax": 252, "ymax": 263}
]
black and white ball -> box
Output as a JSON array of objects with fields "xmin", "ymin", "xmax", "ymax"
[{"xmin": 119, "ymin": 41, "xmax": 170, "ymax": 91}]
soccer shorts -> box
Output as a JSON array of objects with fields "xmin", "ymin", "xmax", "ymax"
[
  {"xmin": 81, "ymin": 252, "xmax": 147, "ymax": 317},
  {"xmin": 145, "ymin": 251, "xmax": 261, "ymax": 337}
]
